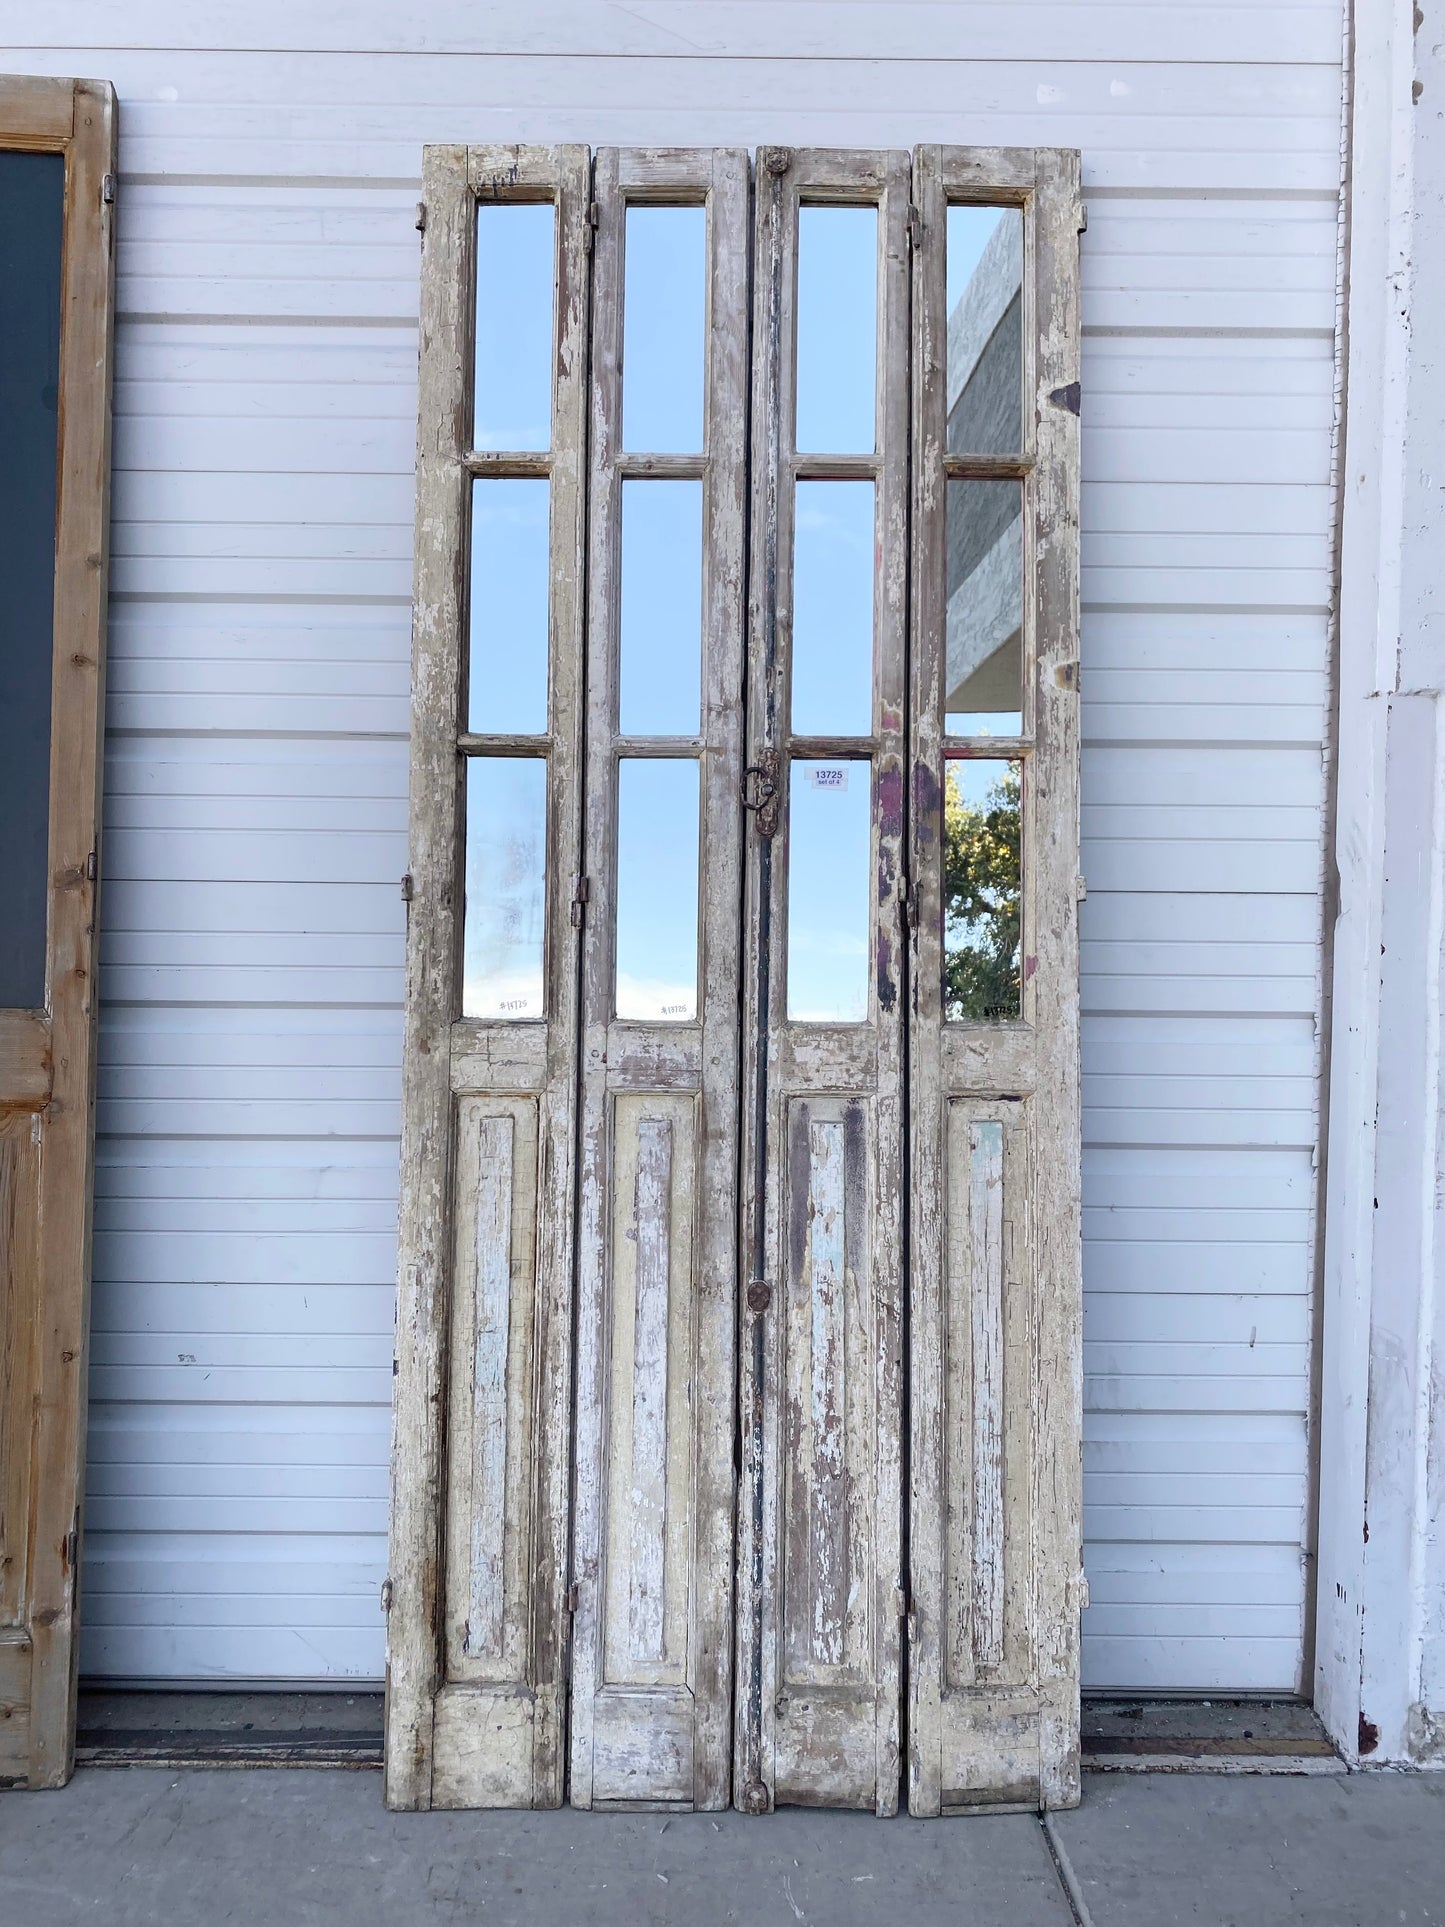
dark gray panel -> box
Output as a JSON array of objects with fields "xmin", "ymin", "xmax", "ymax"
[{"xmin": 0, "ymin": 151, "xmax": 64, "ymax": 1011}]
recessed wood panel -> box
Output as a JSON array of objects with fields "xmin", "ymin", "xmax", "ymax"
[
  {"xmin": 603, "ymin": 1095, "xmax": 696, "ymax": 1689},
  {"xmin": 444, "ymin": 1099, "xmax": 539, "ymax": 1684},
  {"xmin": 782, "ymin": 1101, "xmax": 872, "ymax": 1688}
]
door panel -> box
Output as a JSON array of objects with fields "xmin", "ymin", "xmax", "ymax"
[
  {"xmin": 906, "ymin": 144, "xmax": 1083, "ymax": 1815},
  {"xmin": 0, "ymin": 78, "xmax": 116, "ymax": 1790},
  {"xmin": 386, "ymin": 143, "xmax": 591, "ymax": 1812},
  {"xmin": 737, "ymin": 148, "xmax": 911, "ymax": 1816},
  {"xmin": 568, "ymin": 147, "xmax": 749, "ymax": 1811}
]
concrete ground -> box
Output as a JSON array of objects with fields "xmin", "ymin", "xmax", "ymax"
[{"xmin": 1, "ymin": 1767, "xmax": 1443, "ymax": 1926}]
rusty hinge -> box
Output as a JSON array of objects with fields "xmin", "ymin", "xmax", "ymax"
[
  {"xmin": 565, "ymin": 1581, "xmax": 580, "ymax": 1614},
  {"xmin": 101, "ymin": 172, "xmax": 115, "ymax": 206},
  {"xmin": 746, "ymin": 1278, "xmax": 772, "ymax": 1316},
  {"xmin": 415, "ymin": 201, "xmax": 427, "ymax": 234},
  {"xmin": 907, "ymin": 204, "xmax": 924, "ymax": 250},
  {"xmin": 903, "ymin": 880, "xmax": 920, "ymax": 930},
  {"xmin": 1053, "ymin": 659, "xmax": 1081, "ymax": 691},
  {"xmin": 380, "ymin": 1577, "xmax": 393, "ymax": 1614},
  {"xmin": 583, "ymin": 200, "xmax": 599, "ymax": 251},
  {"xmin": 570, "ymin": 875, "xmax": 590, "ymax": 928},
  {"xmin": 742, "ymin": 748, "xmax": 781, "ymax": 838},
  {"xmin": 400, "ymin": 872, "xmax": 413, "ymax": 903}
]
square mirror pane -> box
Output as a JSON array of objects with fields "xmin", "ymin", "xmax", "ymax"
[
  {"xmin": 616, "ymin": 759, "xmax": 700, "ymax": 1022},
  {"xmin": 474, "ymin": 203, "xmax": 555, "ymax": 453},
  {"xmin": 946, "ymin": 205, "xmax": 1023, "ymax": 457},
  {"xmin": 943, "ymin": 757, "xmax": 1022, "ymax": 1022},
  {"xmin": 464, "ymin": 757, "xmax": 547, "ymax": 1020},
  {"xmin": 468, "ymin": 478, "xmax": 549, "ymax": 734},
  {"xmin": 623, "ymin": 204, "xmax": 706, "ymax": 454},
  {"xmin": 620, "ymin": 479, "xmax": 703, "ymax": 737},
  {"xmin": 787, "ymin": 760, "xmax": 870, "ymax": 1023},
  {"xmin": 946, "ymin": 478, "xmax": 1023, "ymax": 736},
  {"xmin": 795, "ymin": 205, "xmax": 877, "ymax": 455},
  {"xmin": 791, "ymin": 481, "xmax": 874, "ymax": 737}
]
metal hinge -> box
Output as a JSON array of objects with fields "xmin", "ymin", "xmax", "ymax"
[
  {"xmin": 1079, "ymin": 204, "xmax": 1088, "ymax": 234},
  {"xmin": 415, "ymin": 201, "xmax": 427, "ymax": 234},
  {"xmin": 1053, "ymin": 658, "xmax": 1081, "ymax": 691},
  {"xmin": 742, "ymin": 748, "xmax": 781, "ymax": 838},
  {"xmin": 565, "ymin": 1581, "xmax": 580, "ymax": 1614},
  {"xmin": 583, "ymin": 200, "xmax": 599, "ymax": 251},
  {"xmin": 400, "ymin": 872, "xmax": 413, "ymax": 903},
  {"xmin": 86, "ymin": 848, "xmax": 97, "ymax": 883},
  {"xmin": 907, "ymin": 204, "xmax": 924, "ymax": 250},
  {"xmin": 903, "ymin": 881, "xmax": 920, "ymax": 930},
  {"xmin": 101, "ymin": 172, "xmax": 115, "ymax": 206},
  {"xmin": 570, "ymin": 875, "xmax": 590, "ymax": 928},
  {"xmin": 1075, "ymin": 875, "xmax": 1088, "ymax": 902},
  {"xmin": 380, "ymin": 1577, "xmax": 393, "ymax": 1613}
]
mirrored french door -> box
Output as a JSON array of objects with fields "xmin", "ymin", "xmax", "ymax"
[{"xmin": 387, "ymin": 141, "xmax": 1082, "ymax": 1818}]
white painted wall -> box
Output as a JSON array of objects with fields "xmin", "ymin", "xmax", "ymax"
[
  {"xmin": 0, "ymin": 1, "xmax": 1342, "ymax": 1689},
  {"xmin": 1315, "ymin": 0, "xmax": 1445, "ymax": 1766}
]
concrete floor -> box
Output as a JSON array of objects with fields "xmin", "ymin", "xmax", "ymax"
[{"xmin": 0, "ymin": 1767, "xmax": 1442, "ymax": 1926}]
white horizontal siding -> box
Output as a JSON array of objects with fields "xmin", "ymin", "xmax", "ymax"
[{"xmin": 12, "ymin": 1, "xmax": 1339, "ymax": 1689}]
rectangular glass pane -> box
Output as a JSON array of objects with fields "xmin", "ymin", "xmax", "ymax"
[
  {"xmin": 616, "ymin": 759, "xmax": 700, "ymax": 1022},
  {"xmin": 792, "ymin": 481, "xmax": 874, "ymax": 736},
  {"xmin": 463, "ymin": 758, "xmax": 546, "ymax": 1020},
  {"xmin": 946, "ymin": 479, "xmax": 1023, "ymax": 736},
  {"xmin": 474, "ymin": 203, "xmax": 554, "ymax": 452},
  {"xmin": 469, "ymin": 478, "xmax": 549, "ymax": 733},
  {"xmin": 943, "ymin": 758, "xmax": 1022, "ymax": 1023},
  {"xmin": 795, "ymin": 206, "xmax": 877, "ymax": 455},
  {"xmin": 787, "ymin": 761, "xmax": 870, "ymax": 1023},
  {"xmin": 623, "ymin": 204, "xmax": 706, "ymax": 454},
  {"xmin": 946, "ymin": 205, "xmax": 1023, "ymax": 457},
  {"xmin": 619, "ymin": 479, "xmax": 702, "ymax": 736}
]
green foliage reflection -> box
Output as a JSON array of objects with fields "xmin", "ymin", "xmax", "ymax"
[{"xmin": 943, "ymin": 762, "xmax": 1021, "ymax": 1021}]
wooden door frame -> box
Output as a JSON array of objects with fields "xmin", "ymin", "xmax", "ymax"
[{"xmin": 0, "ymin": 73, "xmax": 117, "ymax": 1790}]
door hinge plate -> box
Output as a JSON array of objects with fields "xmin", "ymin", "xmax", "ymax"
[
  {"xmin": 571, "ymin": 875, "xmax": 590, "ymax": 927},
  {"xmin": 907, "ymin": 204, "xmax": 924, "ymax": 249},
  {"xmin": 101, "ymin": 172, "xmax": 115, "ymax": 206}
]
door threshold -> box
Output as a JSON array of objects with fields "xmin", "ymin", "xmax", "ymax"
[
  {"xmin": 75, "ymin": 1689, "xmax": 383, "ymax": 1770},
  {"xmin": 1082, "ymin": 1696, "xmax": 1342, "ymax": 1775}
]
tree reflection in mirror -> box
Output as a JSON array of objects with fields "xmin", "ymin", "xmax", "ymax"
[{"xmin": 943, "ymin": 757, "xmax": 1021, "ymax": 1021}]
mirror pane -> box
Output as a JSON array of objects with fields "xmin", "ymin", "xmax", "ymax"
[
  {"xmin": 620, "ymin": 479, "xmax": 703, "ymax": 736},
  {"xmin": 787, "ymin": 760, "xmax": 870, "ymax": 1023},
  {"xmin": 468, "ymin": 478, "xmax": 550, "ymax": 733},
  {"xmin": 792, "ymin": 481, "xmax": 874, "ymax": 736},
  {"xmin": 616, "ymin": 759, "xmax": 700, "ymax": 1022},
  {"xmin": 795, "ymin": 206, "xmax": 877, "ymax": 455},
  {"xmin": 946, "ymin": 205, "xmax": 1023, "ymax": 457},
  {"xmin": 943, "ymin": 757, "xmax": 1022, "ymax": 1022},
  {"xmin": 623, "ymin": 204, "xmax": 706, "ymax": 454},
  {"xmin": 946, "ymin": 478, "xmax": 1023, "ymax": 736},
  {"xmin": 474, "ymin": 203, "xmax": 555, "ymax": 452},
  {"xmin": 464, "ymin": 758, "xmax": 547, "ymax": 1020}
]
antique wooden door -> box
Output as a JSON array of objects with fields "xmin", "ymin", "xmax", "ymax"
[
  {"xmin": 734, "ymin": 149, "xmax": 912, "ymax": 1815},
  {"xmin": 0, "ymin": 77, "xmax": 116, "ymax": 1791},
  {"xmin": 386, "ymin": 144, "xmax": 590, "ymax": 1810},
  {"xmin": 568, "ymin": 148, "xmax": 749, "ymax": 1811},
  {"xmin": 905, "ymin": 146, "xmax": 1084, "ymax": 1814},
  {"xmin": 388, "ymin": 139, "xmax": 1081, "ymax": 1816}
]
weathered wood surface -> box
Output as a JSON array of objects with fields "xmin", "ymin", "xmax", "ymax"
[
  {"xmin": 386, "ymin": 142, "xmax": 590, "ymax": 1811},
  {"xmin": 737, "ymin": 147, "xmax": 909, "ymax": 1817},
  {"xmin": 906, "ymin": 144, "xmax": 1082, "ymax": 1815},
  {"xmin": 569, "ymin": 146, "xmax": 748, "ymax": 1813},
  {"xmin": 0, "ymin": 75, "xmax": 116, "ymax": 1791}
]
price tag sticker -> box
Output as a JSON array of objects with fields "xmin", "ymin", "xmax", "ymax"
[{"xmin": 805, "ymin": 765, "xmax": 850, "ymax": 793}]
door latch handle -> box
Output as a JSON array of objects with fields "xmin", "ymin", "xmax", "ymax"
[{"xmin": 742, "ymin": 749, "xmax": 782, "ymax": 837}]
